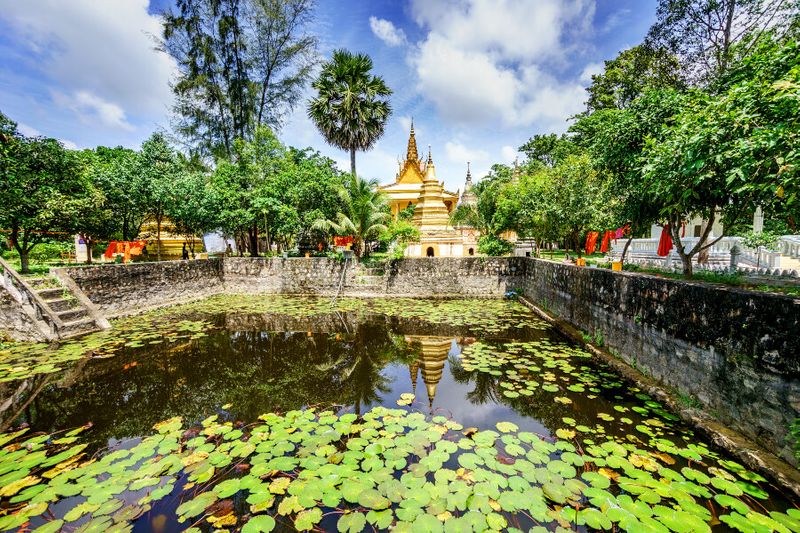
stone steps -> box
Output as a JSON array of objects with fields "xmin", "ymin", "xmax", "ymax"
[{"xmin": 35, "ymin": 276, "xmax": 106, "ymax": 340}]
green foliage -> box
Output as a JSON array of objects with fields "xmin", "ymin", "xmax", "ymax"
[
  {"xmin": 211, "ymin": 127, "xmax": 347, "ymax": 256},
  {"xmin": 646, "ymin": 0, "xmax": 798, "ymax": 83},
  {"xmin": 307, "ymin": 49, "xmax": 392, "ymax": 177},
  {"xmin": 477, "ymin": 234, "xmax": 513, "ymax": 256},
  {"xmin": 397, "ymin": 204, "xmax": 416, "ymax": 221},
  {"xmin": 642, "ymin": 35, "xmax": 800, "ymax": 275},
  {"xmin": 584, "ymin": 44, "xmax": 685, "ymax": 111},
  {"xmin": 161, "ymin": 0, "xmax": 317, "ymax": 159},
  {"xmin": 312, "ymin": 174, "xmax": 389, "ymax": 257},
  {"xmin": 380, "ymin": 219, "xmax": 420, "ymax": 251},
  {"xmin": 518, "ymin": 133, "xmax": 577, "ymax": 168},
  {"xmin": 741, "ymin": 230, "xmax": 780, "ymax": 252},
  {"xmin": 0, "ymin": 112, "xmax": 95, "ymax": 272}
]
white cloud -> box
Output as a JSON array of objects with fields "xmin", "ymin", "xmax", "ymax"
[
  {"xmin": 369, "ymin": 16, "xmax": 407, "ymax": 47},
  {"xmin": 0, "ymin": 0, "xmax": 176, "ymax": 127},
  {"xmin": 501, "ymin": 145, "xmax": 518, "ymax": 163},
  {"xmin": 52, "ymin": 90, "xmax": 134, "ymax": 131},
  {"xmin": 408, "ymin": 0, "xmax": 595, "ymax": 130},
  {"xmin": 60, "ymin": 139, "xmax": 78, "ymax": 150},
  {"xmin": 16, "ymin": 123, "xmax": 41, "ymax": 137},
  {"xmin": 444, "ymin": 141, "xmax": 492, "ymax": 179},
  {"xmin": 580, "ymin": 62, "xmax": 604, "ymax": 83}
]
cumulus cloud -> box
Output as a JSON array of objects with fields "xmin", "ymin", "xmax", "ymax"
[
  {"xmin": 408, "ymin": 0, "xmax": 595, "ymax": 130},
  {"xmin": 444, "ymin": 141, "xmax": 492, "ymax": 178},
  {"xmin": 580, "ymin": 62, "xmax": 604, "ymax": 83},
  {"xmin": 501, "ymin": 145, "xmax": 518, "ymax": 163},
  {"xmin": 52, "ymin": 90, "xmax": 134, "ymax": 131},
  {"xmin": 369, "ymin": 16, "xmax": 407, "ymax": 47},
  {"xmin": 16, "ymin": 123, "xmax": 42, "ymax": 137},
  {"xmin": 0, "ymin": 0, "xmax": 176, "ymax": 130}
]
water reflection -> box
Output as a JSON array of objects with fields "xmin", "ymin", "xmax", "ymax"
[{"xmin": 0, "ymin": 314, "xmax": 538, "ymax": 449}]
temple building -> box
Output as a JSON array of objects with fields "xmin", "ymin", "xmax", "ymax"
[{"xmin": 379, "ymin": 124, "xmax": 479, "ymax": 257}]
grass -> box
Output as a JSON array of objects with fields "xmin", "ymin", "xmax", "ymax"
[{"xmin": 677, "ymin": 391, "xmax": 703, "ymax": 409}]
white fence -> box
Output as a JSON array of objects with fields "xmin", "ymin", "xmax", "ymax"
[{"xmin": 609, "ymin": 235, "xmax": 800, "ymax": 276}]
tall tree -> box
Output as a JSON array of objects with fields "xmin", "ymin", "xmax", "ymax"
[
  {"xmin": 139, "ymin": 134, "xmax": 182, "ymax": 261},
  {"xmin": 307, "ymin": 49, "xmax": 392, "ymax": 177},
  {"xmin": 0, "ymin": 113, "xmax": 90, "ymax": 273},
  {"xmin": 584, "ymin": 45, "xmax": 685, "ymax": 111},
  {"xmin": 642, "ymin": 35, "xmax": 800, "ymax": 276},
  {"xmin": 87, "ymin": 146, "xmax": 148, "ymax": 241},
  {"xmin": 161, "ymin": 0, "xmax": 317, "ymax": 159},
  {"xmin": 646, "ymin": 0, "xmax": 798, "ymax": 83}
]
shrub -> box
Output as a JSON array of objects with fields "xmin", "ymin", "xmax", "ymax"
[{"xmin": 477, "ymin": 235, "xmax": 513, "ymax": 256}]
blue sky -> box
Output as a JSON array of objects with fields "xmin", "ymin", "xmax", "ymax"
[{"xmin": 0, "ymin": 0, "xmax": 657, "ymax": 191}]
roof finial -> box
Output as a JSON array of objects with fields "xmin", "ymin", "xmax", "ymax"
[
  {"xmin": 406, "ymin": 119, "xmax": 419, "ymax": 163},
  {"xmin": 427, "ymin": 144, "xmax": 433, "ymax": 164}
]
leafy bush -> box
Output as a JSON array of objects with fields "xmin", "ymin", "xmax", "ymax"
[{"xmin": 478, "ymin": 235, "xmax": 514, "ymax": 256}]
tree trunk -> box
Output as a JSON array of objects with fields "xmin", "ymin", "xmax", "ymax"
[
  {"xmin": 156, "ymin": 216, "xmax": 163, "ymax": 262},
  {"xmin": 350, "ymin": 147, "xmax": 356, "ymax": 178},
  {"xmin": 19, "ymin": 251, "xmax": 30, "ymax": 275},
  {"xmin": 621, "ymin": 235, "xmax": 634, "ymax": 263},
  {"xmin": 249, "ymin": 223, "xmax": 259, "ymax": 257},
  {"xmin": 84, "ymin": 236, "xmax": 93, "ymax": 264},
  {"xmin": 122, "ymin": 218, "xmax": 130, "ymax": 242}
]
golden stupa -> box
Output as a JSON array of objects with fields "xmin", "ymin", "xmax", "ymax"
[
  {"xmin": 379, "ymin": 123, "xmax": 481, "ymax": 257},
  {"xmin": 136, "ymin": 218, "xmax": 205, "ymax": 259},
  {"xmin": 405, "ymin": 335, "xmax": 452, "ymax": 411}
]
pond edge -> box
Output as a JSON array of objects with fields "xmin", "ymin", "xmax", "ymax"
[{"xmin": 518, "ymin": 295, "xmax": 800, "ymax": 499}]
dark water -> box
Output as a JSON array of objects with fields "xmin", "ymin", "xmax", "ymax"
[
  {"xmin": 4, "ymin": 314, "xmax": 551, "ymax": 448},
  {"xmin": 1, "ymin": 306, "xmax": 797, "ymax": 532}
]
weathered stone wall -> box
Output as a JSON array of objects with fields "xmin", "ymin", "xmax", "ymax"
[
  {"xmin": 0, "ymin": 285, "xmax": 46, "ymax": 342},
  {"xmin": 521, "ymin": 259, "xmax": 800, "ymax": 464},
  {"xmin": 223, "ymin": 257, "xmax": 356, "ymax": 295},
  {"xmin": 55, "ymin": 260, "xmax": 225, "ymax": 316},
  {"xmin": 383, "ymin": 257, "xmax": 526, "ymax": 296}
]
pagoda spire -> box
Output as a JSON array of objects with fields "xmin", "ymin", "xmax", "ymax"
[
  {"xmin": 406, "ymin": 119, "xmax": 419, "ymax": 163},
  {"xmin": 427, "ymin": 145, "xmax": 433, "ymax": 165},
  {"xmin": 466, "ymin": 162, "xmax": 473, "ymax": 185}
]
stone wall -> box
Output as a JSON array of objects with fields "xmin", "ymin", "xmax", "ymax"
[
  {"xmin": 521, "ymin": 259, "xmax": 800, "ymax": 465},
  {"xmin": 383, "ymin": 257, "xmax": 525, "ymax": 296},
  {"xmin": 55, "ymin": 259, "xmax": 225, "ymax": 316},
  {"xmin": 223, "ymin": 257, "xmax": 355, "ymax": 295},
  {"xmin": 0, "ymin": 285, "xmax": 46, "ymax": 342}
]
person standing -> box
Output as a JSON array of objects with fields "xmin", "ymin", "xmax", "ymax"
[{"xmin": 182, "ymin": 243, "xmax": 189, "ymax": 260}]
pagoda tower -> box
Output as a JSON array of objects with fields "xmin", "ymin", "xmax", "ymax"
[
  {"xmin": 458, "ymin": 162, "xmax": 477, "ymax": 207},
  {"xmin": 412, "ymin": 148, "xmax": 452, "ymax": 230}
]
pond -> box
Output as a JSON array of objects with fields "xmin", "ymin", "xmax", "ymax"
[{"xmin": 0, "ymin": 295, "xmax": 797, "ymax": 532}]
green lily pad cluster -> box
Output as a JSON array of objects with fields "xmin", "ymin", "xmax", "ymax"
[
  {"xmin": 458, "ymin": 339, "xmax": 800, "ymax": 531},
  {"xmin": 155, "ymin": 294, "xmax": 545, "ymax": 334},
  {"xmin": 0, "ymin": 315, "xmax": 213, "ymax": 383},
  {"xmin": 1, "ymin": 405, "xmax": 797, "ymax": 533}
]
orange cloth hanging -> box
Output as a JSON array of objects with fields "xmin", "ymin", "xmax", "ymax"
[
  {"xmin": 585, "ymin": 231, "xmax": 600, "ymax": 255},
  {"xmin": 600, "ymin": 230, "xmax": 614, "ymax": 253},
  {"xmin": 657, "ymin": 225, "xmax": 673, "ymax": 257}
]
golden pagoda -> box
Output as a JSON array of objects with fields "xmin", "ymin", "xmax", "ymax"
[
  {"xmin": 379, "ymin": 124, "xmax": 476, "ymax": 257},
  {"xmin": 405, "ymin": 336, "xmax": 452, "ymax": 411}
]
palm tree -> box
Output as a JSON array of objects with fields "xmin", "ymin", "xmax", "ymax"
[
  {"xmin": 307, "ymin": 49, "xmax": 392, "ymax": 177},
  {"xmin": 312, "ymin": 174, "xmax": 389, "ymax": 257}
]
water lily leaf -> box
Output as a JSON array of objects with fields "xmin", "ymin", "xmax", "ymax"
[
  {"xmin": 242, "ymin": 514, "xmax": 276, "ymax": 533},
  {"xmin": 338, "ymin": 511, "xmax": 367, "ymax": 533}
]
